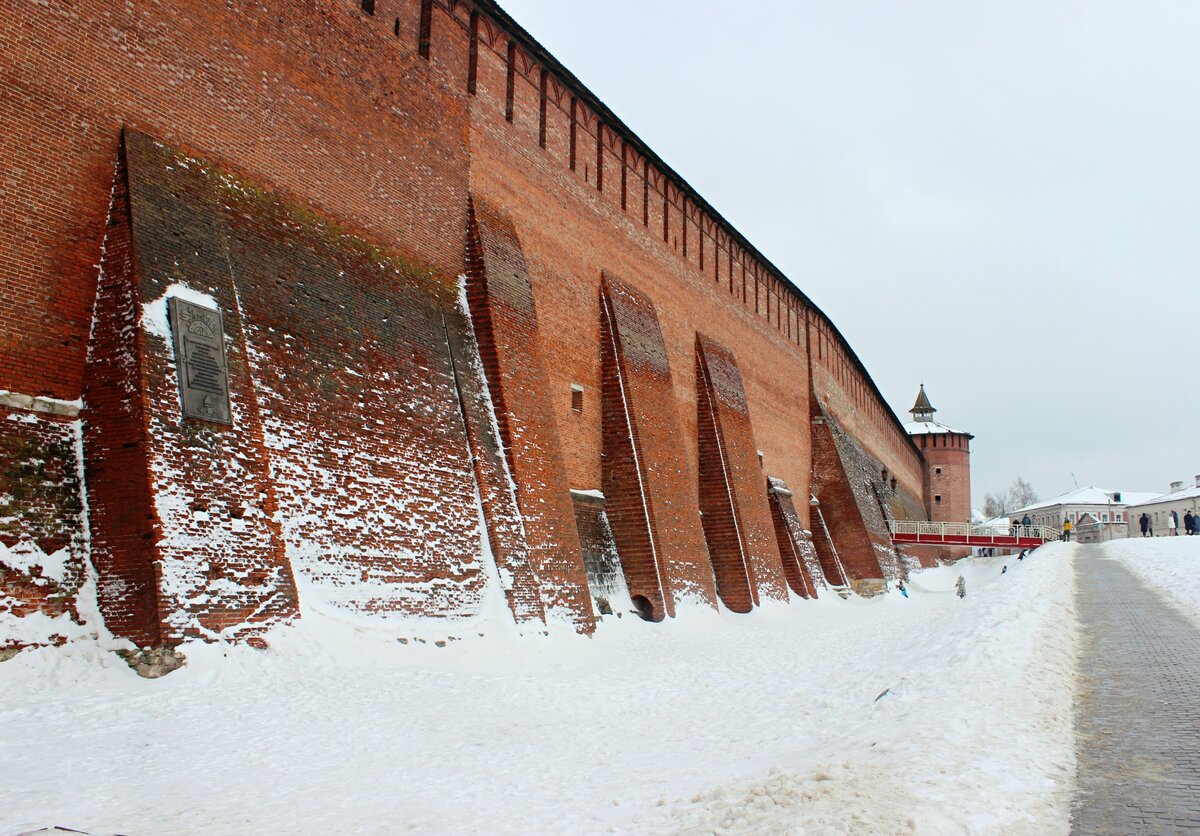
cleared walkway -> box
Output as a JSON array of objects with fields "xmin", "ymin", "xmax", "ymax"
[{"xmin": 1073, "ymin": 548, "xmax": 1200, "ymax": 833}]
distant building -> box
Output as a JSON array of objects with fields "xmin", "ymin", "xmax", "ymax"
[
  {"xmin": 1126, "ymin": 477, "xmax": 1200, "ymax": 536},
  {"xmin": 904, "ymin": 385, "xmax": 972, "ymax": 560},
  {"xmin": 1011, "ymin": 487, "xmax": 1160, "ymax": 540}
]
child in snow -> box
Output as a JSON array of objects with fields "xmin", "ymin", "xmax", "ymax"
[{"xmin": 898, "ymin": 581, "xmax": 908, "ymax": 598}]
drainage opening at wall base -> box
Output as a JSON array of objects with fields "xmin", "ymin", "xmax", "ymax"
[{"xmin": 630, "ymin": 595, "xmax": 654, "ymax": 622}]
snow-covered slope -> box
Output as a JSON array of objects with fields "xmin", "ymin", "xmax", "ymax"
[{"xmin": 1, "ymin": 546, "xmax": 1077, "ymax": 835}]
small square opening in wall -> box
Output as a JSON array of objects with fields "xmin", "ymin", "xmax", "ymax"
[
  {"xmin": 935, "ymin": 467, "xmax": 942, "ymax": 476},
  {"xmin": 571, "ymin": 384, "xmax": 584, "ymax": 413},
  {"xmin": 361, "ymin": 0, "xmax": 375, "ymax": 15},
  {"xmin": 935, "ymin": 494, "xmax": 942, "ymax": 504}
]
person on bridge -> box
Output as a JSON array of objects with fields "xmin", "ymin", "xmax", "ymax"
[
  {"xmin": 1168, "ymin": 510, "xmax": 1178, "ymax": 535},
  {"xmin": 1021, "ymin": 514, "xmax": 1032, "ymax": 528},
  {"xmin": 1139, "ymin": 512, "xmax": 1152, "ymax": 537},
  {"xmin": 1063, "ymin": 519, "xmax": 1073, "ymax": 541}
]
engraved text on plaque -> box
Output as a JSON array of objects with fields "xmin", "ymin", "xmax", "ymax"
[{"xmin": 168, "ymin": 297, "xmax": 233, "ymax": 425}]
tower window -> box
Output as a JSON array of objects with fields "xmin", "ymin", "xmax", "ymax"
[
  {"xmin": 361, "ymin": 0, "xmax": 375, "ymax": 15},
  {"xmin": 935, "ymin": 495, "xmax": 942, "ymax": 504},
  {"xmin": 935, "ymin": 467, "xmax": 942, "ymax": 476},
  {"xmin": 571, "ymin": 384, "xmax": 584, "ymax": 413}
]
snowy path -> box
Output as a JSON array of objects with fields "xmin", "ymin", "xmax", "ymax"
[
  {"xmin": 1072, "ymin": 545, "xmax": 1200, "ymax": 833},
  {"xmin": 3, "ymin": 549, "xmax": 1077, "ymax": 835}
]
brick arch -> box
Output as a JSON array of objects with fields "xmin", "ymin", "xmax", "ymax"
[
  {"xmin": 478, "ymin": 15, "xmax": 505, "ymax": 48},
  {"xmin": 547, "ymin": 75, "xmax": 570, "ymax": 107},
  {"xmin": 517, "ymin": 50, "xmax": 537, "ymax": 78}
]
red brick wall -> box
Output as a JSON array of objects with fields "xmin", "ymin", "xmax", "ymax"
[
  {"xmin": 1, "ymin": 0, "xmax": 467, "ymax": 403},
  {"xmin": 695, "ymin": 334, "xmax": 788, "ymax": 610},
  {"xmin": 465, "ymin": 196, "xmax": 593, "ymax": 628},
  {"xmin": 807, "ymin": 318, "xmax": 925, "ymax": 509},
  {"xmin": 453, "ymin": 0, "xmax": 819, "ymax": 543},
  {"xmin": 1, "ymin": 0, "xmax": 947, "ymax": 643},
  {"xmin": 87, "ymin": 134, "xmax": 304, "ymax": 645},
  {"xmin": 809, "ymin": 413, "xmax": 885, "ymax": 585},
  {"xmin": 600, "ymin": 276, "xmax": 717, "ymax": 619},
  {"xmin": 81, "ymin": 148, "xmax": 163, "ymax": 646}
]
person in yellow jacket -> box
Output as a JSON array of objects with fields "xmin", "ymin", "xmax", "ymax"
[{"xmin": 1062, "ymin": 518, "xmax": 1073, "ymax": 542}]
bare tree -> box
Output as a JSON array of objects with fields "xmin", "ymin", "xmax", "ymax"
[
  {"xmin": 982, "ymin": 492, "xmax": 1008, "ymax": 519},
  {"xmin": 1009, "ymin": 477, "xmax": 1038, "ymax": 510},
  {"xmin": 982, "ymin": 478, "xmax": 1039, "ymax": 519}
]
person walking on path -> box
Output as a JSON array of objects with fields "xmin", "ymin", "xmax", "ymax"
[
  {"xmin": 1168, "ymin": 510, "xmax": 1178, "ymax": 535},
  {"xmin": 1185, "ymin": 511, "xmax": 1196, "ymax": 536},
  {"xmin": 1140, "ymin": 512, "xmax": 1152, "ymax": 537},
  {"xmin": 1063, "ymin": 518, "xmax": 1073, "ymax": 542}
]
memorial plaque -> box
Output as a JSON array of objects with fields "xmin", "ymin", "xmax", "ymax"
[{"xmin": 168, "ymin": 297, "xmax": 233, "ymax": 425}]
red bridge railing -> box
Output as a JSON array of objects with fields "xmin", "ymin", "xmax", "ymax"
[{"xmin": 888, "ymin": 520, "xmax": 1059, "ymax": 548}]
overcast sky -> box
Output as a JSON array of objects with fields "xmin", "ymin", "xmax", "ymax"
[{"xmin": 499, "ymin": 0, "xmax": 1200, "ymax": 504}]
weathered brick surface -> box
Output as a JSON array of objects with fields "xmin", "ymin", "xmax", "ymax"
[
  {"xmin": 1, "ymin": 0, "xmax": 467, "ymax": 404},
  {"xmin": 600, "ymin": 275, "xmax": 717, "ymax": 619},
  {"xmin": 81, "ymin": 147, "xmax": 163, "ymax": 646},
  {"xmin": 766, "ymin": 478, "xmax": 823, "ymax": 599},
  {"xmin": 809, "ymin": 400, "xmax": 903, "ymax": 588},
  {"xmin": 465, "ymin": 196, "xmax": 593, "ymax": 627},
  {"xmin": 0, "ymin": 408, "xmax": 88, "ymax": 650},
  {"xmin": 105, "ymin": 133, "xmax": 300, "ymax": 644},
  {"xmin": 807, "ymin": 323, "xmax": 925, "ymax": 510},
  {"xmin": 446, "ymin": 287, "xmax": 547, "ymax": 626},
  {"xmin": 571, "ymin": 492, "xmax": 631, "ymax": 617},
  {"xmin": 695, "ymin": 334, "xmax": 788, "ymax": 611},
  {"xmin": 0, "ymin": 0, "xmax": 963, "ymax": 640}
]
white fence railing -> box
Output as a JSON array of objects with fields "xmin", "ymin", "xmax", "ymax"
[{"xmin": 888, "ymin": 520, "xmax": 1059, "ymax": 542}]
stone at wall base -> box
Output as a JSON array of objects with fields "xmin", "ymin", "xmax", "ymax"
[
  {"xmin": 850, "ymin": 578, "xmax": 888, "ymax": 598},
  {"xmin": 117, "ymin": 646, "xmax": 186, "ymax": 679}
]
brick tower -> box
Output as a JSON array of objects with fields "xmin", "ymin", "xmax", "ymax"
[{"xmin": 904, "ymin": 385, "xmax": 973, "ymax": 561}]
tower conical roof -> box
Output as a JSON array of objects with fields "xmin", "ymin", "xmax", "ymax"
[{"xmin": 910, "ymin": 384, "xmax": 936, "ymax": 420}]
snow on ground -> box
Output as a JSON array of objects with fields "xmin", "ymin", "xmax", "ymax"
[
  {"xmin": 2, "ymin": 546, "xmax": 1077, "ymax": 835},
  {"xmin": 1101, "ymin": 536, "xmax": 1200, "ymax": 627}
]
